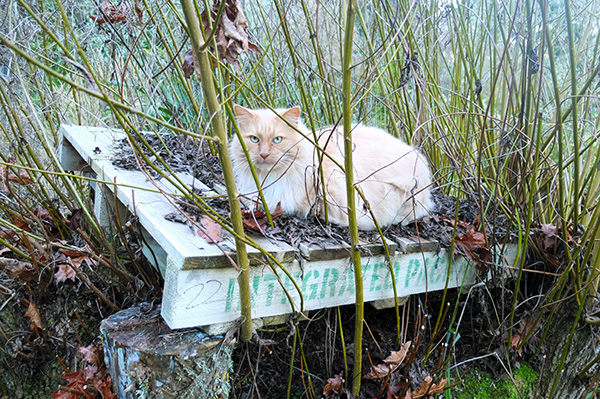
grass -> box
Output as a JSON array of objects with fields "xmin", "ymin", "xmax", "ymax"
[
  {"xmin": 453, "ymin": 363, "xmax": 538, "ymax": 399},
  {"xmin": 1, "ymin": 0, "xmax": 600, "ymax": 397}
]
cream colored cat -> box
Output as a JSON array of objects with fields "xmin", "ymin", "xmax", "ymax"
[{"xmin": 229, "ymin": 105, "xmax": 434, "ymax": 230}]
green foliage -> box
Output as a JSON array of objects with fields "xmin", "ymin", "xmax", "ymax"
[{"xmin": 453, "ymin": 363, "xmax": 538, "ymax": 399}]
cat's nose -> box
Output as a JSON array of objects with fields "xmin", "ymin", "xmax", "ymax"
[{"xmin": 260, "ymin": 151, "xmax": 269, "ymax": 159}]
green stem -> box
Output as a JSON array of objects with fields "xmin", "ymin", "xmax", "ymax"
[
  {"xmin": 341, "ymin": 0, "xmax": 363, "ymax": 395},
  {"xmin": 179, "ymin": 0, "xmax": 253, "ymax": 342}
]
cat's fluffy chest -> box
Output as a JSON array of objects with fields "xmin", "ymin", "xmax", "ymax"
[{"xmin": 234, "ymin": 150, "xmax": 314, "ymax": 217}]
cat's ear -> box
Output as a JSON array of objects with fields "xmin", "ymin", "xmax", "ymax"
[
  {"xmin": 233, "ymin": 104, "xmax": 255, "ymax": 127},
  {"xmin": 281, "ymin": 107, "xmax": 301, "ymax": 126}
]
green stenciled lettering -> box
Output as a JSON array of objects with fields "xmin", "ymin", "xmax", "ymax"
[
  {"xmin": 224, "ymin": 278, "xmax": 237, "ymax": 312},
  {"xmin": 281, "ymin": 272, "xmax": 302, "ymax": 305},
  {"xmin": 263, "ymin": 273, "xmax": 278, "ymax": 307},
  {"xmin": 369, "ymin": 262, "xmax": 383, "ymax": 292},
  {"xmin": 338, "ymin": 268, "xmax": 355, "ymax": 296},
  {"xmin": 301, "ymin": 270, "xmax": 320, "ymax": 300},
  {"xmin": 404, "ymin": 259, "xmax": 422, "ymax": 288},
  {"xmin": 251, "ymin": 275, "xmax": 261, "ymax": 308},
  {"xmin": 383, "ymin": 262, "xmax": 401, "ymax": 290},
  {"xmin": 430, "ymin": 256, "xmax": 445, "ymax": 284},
  {"xmin": 320, "ymin": 268, "xmax": 339, "ymax": 299}
]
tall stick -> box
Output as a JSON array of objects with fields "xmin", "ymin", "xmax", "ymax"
[
  {"xmin": 179, "ymin": 0, "xmax": 253, "ymax": 342},
  {"xmin": 341, "ymin": 0, "xmax": 363, "ymax": 395}
]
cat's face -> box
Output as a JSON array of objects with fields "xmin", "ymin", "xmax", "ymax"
[{"xmin": 232, "ymin": 105, "xmax": 304, "ymax": 172}]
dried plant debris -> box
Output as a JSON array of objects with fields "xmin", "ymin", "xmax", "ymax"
[
  {"xmin": 90, "ymin": 0, "xmax": 134, "ymax": 25},
  {"xmin": 53, "ymin": 344, "xmax": 116, "ymax": 399},
  {"xmin": 183, "ymin": 0, "xmax": 260, "ymax": 77}
]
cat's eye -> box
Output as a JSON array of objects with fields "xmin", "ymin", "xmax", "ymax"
[
  {"xmin": 249, "ymin": 135, "xmax": 259, "ymax": 143},
  {"xmin": 273, "ymin": 136, "xmax": 282, "ymax": 144}
]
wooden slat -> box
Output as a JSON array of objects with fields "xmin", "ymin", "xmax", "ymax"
[
  {"xmin": 300, "ymin": 237, "xmax": 398, "ymax": 261},
  {"xmin": 394, "ymin": 235, "xmax": 440, "ymax": 254},
  {"xmin": 161, "ymin": 247, "xmax": 480, "ymax": 328}
]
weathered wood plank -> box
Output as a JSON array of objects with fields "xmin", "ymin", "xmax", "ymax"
[
  {"xmin": 300, "ymin": 237, "xmax": 398, "ymax": 261},
  {"xmin": 394, "ymin": 235, "xmax": 440, "ymax": 253},
  {"xmin": 161, "ymin": 248, "xmax": 481, "ymax": 329}
]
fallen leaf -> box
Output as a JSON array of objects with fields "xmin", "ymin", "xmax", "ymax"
[
  {"xmin": 363, "ymin": 363, "xmax": 393, "ymax": 381},
  {"xmin": 510, "ymin": 334, "xmax": 524, "ymax": 356},
  {"xmin": 0, "ymin": 228, "xmax": 15, "ymax": 240},
  {"xmin": 184, "ymin": 0, "xmax": 260, "ymax": 79},
  {"xmin": 387, "ymin": 383, "xmax": 404, "ymax": 399},
  {"xmin": 364, "ymin": 341, "xmax": 411, "ymax": 381},
  {"xmin": 0, "ymin": 257, "xmax": 37, "ymax": 281},
  {"xmin": 509, "ymin": 316, "xmax": 539, "ymax": 356},
  {"xmin": 66, "ymin": 208, "xmax": 84, "ymax": 231},
  {"xmin": 25, "ymin": 302, "xmax": 44, "ymax": 333},
  {"xmin": 54, "ymin": 346, "xmax": 116, "ymax": 399},
  {"xmin": 55, "ymin": 262, "xmax": 77, "ymax": 283},
  {"xmin": 79, "ymin": 344, "xmax": 104, "ymax": 366},
  {"xmin": 1, "ymin": 166, "xmax": 34, "ymax": 185},
  {"xmin": 182, "ymin": 49, "xmax": 196, "ymax": 79},
  {"xmin": 384, "ymin": 341, "xmax": 411, "ymax": 366},
  {"xmin": 90, "ymin": 0, "xmax": 130, "ymax": 25},
  {"xmin": 241, "ymin": 202, "xmax": 283, "ymax": 233},
  {"xmin": 445, "ymin": 219, "xmax": 490, "ymax": 268},
  {"xmin": 412, "ymin": 375, "xmax": 449, "ymax": 398},
  {"xmin": 539, "ymin": 224, "xmax": 558, "ymax": 250},
  {"xmin": 323, "ymin": 373, "xmax": 343, "ymax": 397},
  {"xmin": 198, "ymin": 215, "xmax": 223, "ymax": 243}
]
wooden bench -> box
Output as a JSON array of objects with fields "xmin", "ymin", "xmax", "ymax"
[{"xmin": 58, "ymin": 125, "xmax": 517, "ymax": 331}]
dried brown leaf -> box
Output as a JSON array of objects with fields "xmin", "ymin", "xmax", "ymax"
[
  {"xmin": 182, "ymin": 49, "xmax": 196, "ymax": 79},
  {"xmin": 66, "ymin": 208, "xmax": 84, "ymax": 231},
  {"xmin": 198, "ymin": 215, "xmax": 224, "ymax": 243},
  {"xmin": 518, "ymin": 317, "xmax": 537, "ymax": 336},
  {"xmin": 25, "ymin": 302, "xmax": 44, "ymax": 333},
  {"xmin": 323, "ymin": 373, "xmax": 343, "ymax": 396},
  {"xmin": 412, "ymin": 376, "xmax": 449, "ymax": 398},
  {"xmin": 55, "ymin": 262, "xmax": 77, "ymax": 283},
  {"xmin": 446, "ymin": 219, "xmax": 490, "ymax": 268},
  {"xmin": 90, "ymin": 1, "xmax": 129, "ymax": 25},
  {"xmin": 364, "ymin": 341, "xmax": 411, "ymax": 381},
  {"xmin": 384, "ymin": 341, "xmax": 411, "ymax": 366},
  {"xmin": 1, "ymin": 166, "xmax": 34, "ymax": 185},
  {"xmin": 0, "ymin": 257, "xmax": 37, "ymax": 281},
  {"xmin": 79, "ymin": 344, "xmax": 104, "ymax": 366},
  {"xmin": 539, "ymin": 223, "xmax": 558, "ymax": 251},
  {"xmin": 63, "ymin": 58, "xmax": 100, "ymax": 92},
  {"xmin": 241, "ymin": 203, "xmax": 283, "ymax": 233},
  {"xmin": 363, "ymin": 363, "xmax": 393, "ymax": 381},
  {"xmin": 387, "ymin": 383, "xmax": 404, "ymax": 399},
  {"xmin": 193, "ymin": 0, "xmax": 259, "ymax": 74},
  {"xmin": 510, "ymin": 334, "xmax": 524, "ymax": 356}
]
